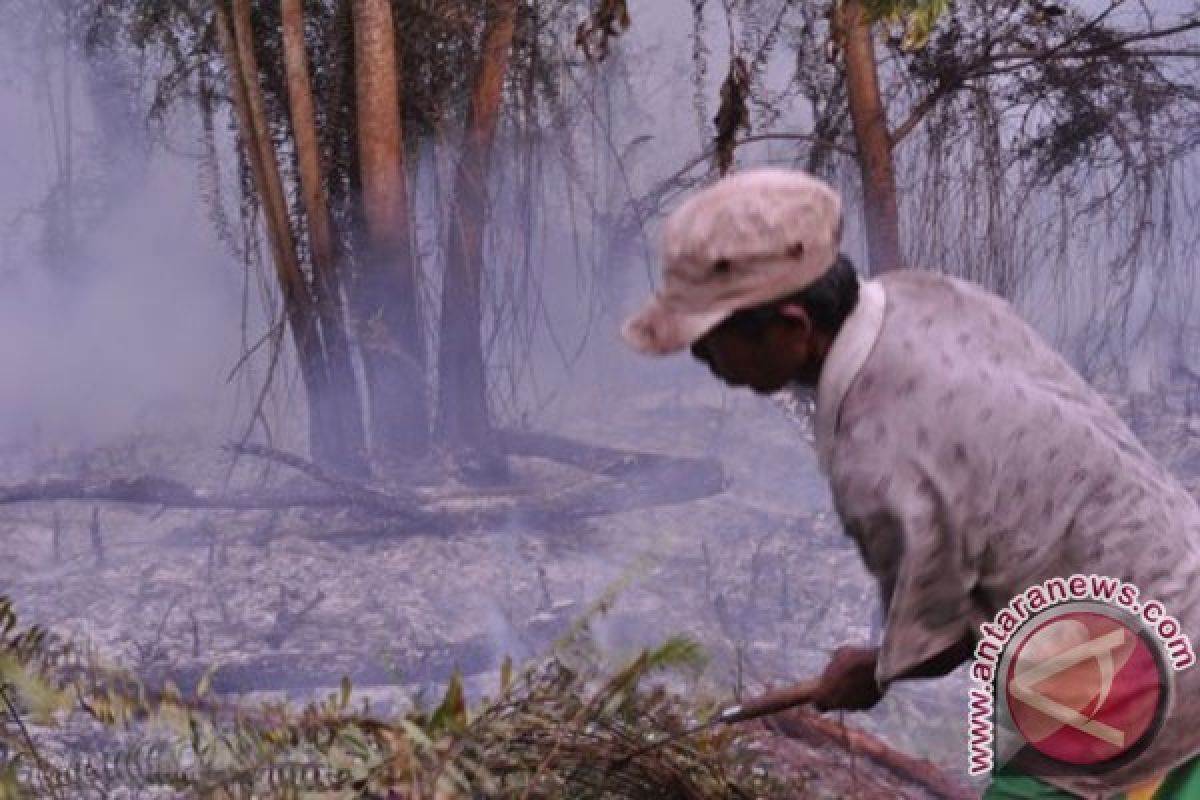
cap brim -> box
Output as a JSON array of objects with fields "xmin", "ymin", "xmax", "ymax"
[{"xmin": 620, "ymin": 296, "xmax": 730, "ymax": 356}]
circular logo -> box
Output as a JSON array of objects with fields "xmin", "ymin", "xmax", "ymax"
[{"xmin": 1001, "ymin": 605, "xmax": 1169, "ymax": 767}]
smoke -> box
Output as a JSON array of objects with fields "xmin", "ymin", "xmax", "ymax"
[
  {"xmin": 0, "ymin": 30, "xmax": 256, "ymax": 453},
  {"xmin": 0, "ymin": 169, "xmax": 245, "ymax": 449}
]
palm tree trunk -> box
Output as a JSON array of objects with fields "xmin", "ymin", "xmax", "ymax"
[
  {"xmin": 217, "ymin": 0, "xmax": 337, "ymax": 463},
  {"xmin": 435, "ymin": 0, "xmax": 518, "ymax": 451},
  {"xmin": 280, "ymin": 0, "xmax": 368, "ymax": 474},
  {"xmin": 350, "ymin": 0, "xmax": 429, "ymax": 459},
  {"xmin": 838, "ymin": 0, "xmax": 902, "ymax": 274}
]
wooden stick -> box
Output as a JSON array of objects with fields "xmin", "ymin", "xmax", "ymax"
[
  {"xmin": 765, "ymin": 708, "xmax": 975, "ymax": 800},
  {"xmin": 719, "ymin": 679, "xmax": 822, "ymax": 723}
]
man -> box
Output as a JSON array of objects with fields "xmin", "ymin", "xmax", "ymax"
[{"xmin": 621, "ymin": 167, "xmax": 1200, "ymax": 799}]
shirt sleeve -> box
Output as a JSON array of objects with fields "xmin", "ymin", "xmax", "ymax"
[{"xmin": 833, "ymin": 455, "xmax": 979, "ymax": 688}]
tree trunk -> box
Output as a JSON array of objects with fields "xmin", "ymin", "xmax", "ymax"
[
  {"xmin": 280, "ymin": 0, "xmax": 369, "ymax": 475},
  {"xmin": 60, "ymin": 5, "xmax": 76, "ymax": 278},
  {"xmin": 350, "ymin": 0, "xmax": 429, "ymax": 459},
  {"xmin": 435, "ymin": 0, "xmax": 518, "ymax": 452},
  {"xmin": 971, "ymin": 87, "xmax": 1015, "ymax": 298},
  {"xmin": 216, "ymin": 0, "xmax": 337, "ymax": 464},
  {"xmin": 837, "ymin": 0, "xmax": 902, "ymax": 274}
]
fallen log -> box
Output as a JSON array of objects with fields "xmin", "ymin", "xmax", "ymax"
[
  {"xmin": 150, "ymin": 603, "xmax": 583, "ymax": 697},
  {"xmin": 0, "ymin": 476, "xmax": 349, "ymax": 511},
  {"xmin": 496, "ymin": 429, "xmax": 727, "ymax": 521},
  {"xmin": 227, "ymin": 442, "xmax": 425, "ymax": 513},
  {"xmin": 151, "ymin": 636, "xmax": 496, "ymax": 697},
  {"xmin": 0, "ymin": 431, "xmax": 727, "ymax": 532}
]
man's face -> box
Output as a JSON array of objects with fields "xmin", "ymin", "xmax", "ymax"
[{"xmin": 689, "ymin": 303, "xmax": 824, "ymax": 393}]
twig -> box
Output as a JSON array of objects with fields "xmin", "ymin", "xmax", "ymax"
[
  {"xmin": 212, "ymin": 589, "xmax": 232, "ymax": 628},
  {"xmin": 536, "ymin": 565, "xmax": 554, "ymax": 612},
  {"xmin": 89, "ymin": 507, "xmax": 103, "ymax": 566},
  {"xmin": 132, "ymin": 597, "xmax": 179, "ymax": 671},
  {"xmin": 227, "ymin": 296, "xmax": 288, "ymax": 486},
  {"xmin": 264, "ymin": 587, "xmax": 326, "ymax": 649},
  {"xmin": 51, "ymin": 507, "xmax": 62, "ymax": 563},
  {"xmin": 189, "ymin": 610, "xmax": 201, "ymax": 659},
  {"xmin": 0, "ymin": 681, "xmax": 51, "ymax": 792},
  {"xmin": 779, "ymin": 561, "xmax": 791, "ymax": 622},
  {"xmin": 224, "ymin": 318, "xmax": 285, "ymax": 383},
  {"xmin": 204, "ymin": 521, "xmax": 221, "ymax": 580}
]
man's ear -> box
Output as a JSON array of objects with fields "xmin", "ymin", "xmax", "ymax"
[{"xmin": 777, "ymin": 302, "xmax": 813, "ymax": 336}]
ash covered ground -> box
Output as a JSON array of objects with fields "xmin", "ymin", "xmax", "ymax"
[{"xmin": 3, "ymin": 373, "xmax": 1198, "ymax": 794}]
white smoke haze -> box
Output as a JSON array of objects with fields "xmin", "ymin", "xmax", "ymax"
[
  {"xmin": 0, "ymin": 0, "xmax": 1193, "ymax": 456},
  {"xmin": 0, "ymin": 3, "xmax": 1198, "ymax": 794},
  {"xmin": 0, "ymin": 164, "xmax": 246, "ymax": 449},
  {"xmin": 0, "ymin": 21, "xmax": 257, "ymax": 454}
]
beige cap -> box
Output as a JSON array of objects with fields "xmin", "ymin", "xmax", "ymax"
[{"xmin": 621, "ymin": 167, "xmax": 843, "ymax": 355}]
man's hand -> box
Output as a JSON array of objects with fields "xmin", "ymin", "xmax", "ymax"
[{"xmin": 812, "ymin": 645, "xmax": 884, "ymax": 712}]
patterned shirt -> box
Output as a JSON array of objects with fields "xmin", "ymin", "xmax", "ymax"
[{"xmin": 807, "ymin": 268, "xmax": 1200, "ymax": 798}]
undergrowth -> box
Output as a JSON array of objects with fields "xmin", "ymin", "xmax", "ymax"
[{"xmin": 0, "ymin": 589, "xmax": 797, "ymax": 799}]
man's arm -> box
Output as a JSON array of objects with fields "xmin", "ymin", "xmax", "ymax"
[
  {"xmin": 899, "ymin": 631, "xmax": 976, "ymax": 679},
  {"xmin": 812, "ymin": 632, "xmax": 976, "ymax": 712}
]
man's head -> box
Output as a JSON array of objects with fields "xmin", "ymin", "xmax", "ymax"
[
  {"xmin": 689, "ymin": 256, "xmax": 860, "ymax": 392},
  {"xmin": 621, "ymin": 167, "xmax": 857, "ymax": 392}
]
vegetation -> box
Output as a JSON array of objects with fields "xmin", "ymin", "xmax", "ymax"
[
  {"xmin": 0, "ymin": 594, "xmax": 793, "ymax": 799},
  {"xmin": 7, "ymin": 0, "xmax": 1189, "ymax": 470},
  {"xmin": 68, "ymin": 0, "xmax": 595, "ymax": 475}
]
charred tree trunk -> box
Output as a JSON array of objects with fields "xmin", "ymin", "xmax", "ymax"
[
  {"xmin": 837, "ymin": 0, "xmax": 902, "ymax": 274},
  {"xmin": 350, "ymin": 0, "xmax": 429, "ymax": 460},
  {"xmin": 435, "ymin": 0, "xmax": 518, "ymax": 454},
  {"xmin": 280, "ymin": 0, "xmax": 368, "ymax": 475},
  {"xmin": 216, "ymin": 0, "xmax": 338, "ymax": 465}
]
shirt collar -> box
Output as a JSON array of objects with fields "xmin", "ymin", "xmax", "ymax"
[{"xmin": 812, "ymin": 279, "xmax": 887, "ymax": 474}]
